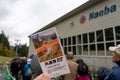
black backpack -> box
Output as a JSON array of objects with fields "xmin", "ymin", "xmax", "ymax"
[{"xmin": 97, "ymin": 67, "xmax": 110, "ymax": 80}]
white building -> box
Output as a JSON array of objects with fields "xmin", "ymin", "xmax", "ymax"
[{"xmin": 29, "ymin": 0, "xmax": 120, "ymax": 70}]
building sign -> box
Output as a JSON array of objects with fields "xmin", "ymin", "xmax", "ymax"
[
  {"xmin": 80, "ymin": 15, "xmax": 86, "ymax": 24},
  {"xmin": 31, "ymin": 27, "xmax": 70, "ymax": 78},
  {"xmin": 89, "ymin": 4, "xmax": 117, "ymax": 20},
  {"xmin": 79, "ymin": 4, "xmax": 117, "ymax": 24}
]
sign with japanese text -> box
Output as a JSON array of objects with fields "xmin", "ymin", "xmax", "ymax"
[{"xmin": 31, "ymin": 27, "xmax": 70, "ymax": 77}]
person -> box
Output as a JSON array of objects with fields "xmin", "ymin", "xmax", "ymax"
[
  {"xmin": 104, "ymin": 44, "xmax": 120, "ymax": 80},
  {"xmin": 10, "ymin": 58, "xmax": 20, "ymax": 80},
  {"xmin": 75, "ymin": 58, "xmax": 91, "ymax": 80},
  {"xmin": 34, "ymin": 73, "xmax": 51, "ymax": 80},
  {"xmin": 19, "ymin": 57, "xmax": 27, "ymax": 80},
  {"xmin": 57, "ymin": 51, "xmax": 78, "ymax": 80},
  {"xmin": 76, "ymin": 58, "xmax": 84, "ymax": 65},
  {"xmin": 30, "ymin": 54, "xmax": 43, "ymax": 78},
  {"xmin": 24, "ymin": 58, "xmax": 32, "ymax": 80}
]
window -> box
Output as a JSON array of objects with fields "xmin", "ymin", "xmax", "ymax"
[
  {"xmin": 96, "ymin": 30, "xmax": 103, "ymax": 42},
  {"xmin": 72, "ymin": 46, "xmax": 76, "ymax": 55},
  {"xmin": 105, "ymin": 28, "xmax": 114, "ymax": 41},
  {"xmin": 72, "ymin": 36, "xmax": 76, "ymax": 45},
  {"xmin": 89, "ymin": 32, "xmax": 95, "ymax": 43},
  {"xmin": 68, "ymin": 47, "xmax": 71, "ymax": 52},
  {"xmin": 68, "ymin": 37, "xmax": 71, "ymax": 45},
  {"xmin": 83, "ymin": 33, "xmax": 88, "ymax": 43},
  {"xmin": 64, "ymin": 38, "xmax": 67, "ymax": 46},
  {"xmin": 106, "ymin": 42, "xmax": 114, "ymax": 56},
  {"xmin": 90, "ymin": 44, "xmax": 96, "ymax": 55},
  {"xmin": 116, "ymin": 41, "xmax": 120, "ymax": 45},
  {"xmin": 83, "ymin": 45, "xmax": 88, "ymax": 55},
  {"xmin": 64, "ymin": 47, "xmax": 67, "ymax": 54},
  {"xmin": 77, "ymin": 35, "xmax": 81, "ymax": 44},
  {"xmin": 77, "ymin": 45, "xmax": 82, "ymax": 55},
  {"xmin": 97, "ymin": 43, "xmax": 104, "ymax": 56},
  {"xmin": 61, "ymin": 26, "xmax": 119, "ymax": 57},
  {"xmin": 115, "ymin": 26, "xmax": 120, "ymax": 40},
  {"xmin": 60, "ymin": 39, "xmax": 63, "ymax": 46}
]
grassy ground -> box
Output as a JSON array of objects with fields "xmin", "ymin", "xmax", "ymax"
[{"xmin": 0, "ymin": 55, "xmax": 13, "ymax": 63}]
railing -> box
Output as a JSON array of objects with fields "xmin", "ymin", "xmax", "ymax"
[{"xmin": 4, "ymin": 64, "xmax": 16, "ymax": 80}]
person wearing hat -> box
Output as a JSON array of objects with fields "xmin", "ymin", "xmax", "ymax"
[{"xmin": 105, "ymin": 45, "xmax": 120, "ymax": 80}]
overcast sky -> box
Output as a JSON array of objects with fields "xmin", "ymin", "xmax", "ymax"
[{"xmin": 0, "ymin": 0, "xmax": 88, "ymax": 46}]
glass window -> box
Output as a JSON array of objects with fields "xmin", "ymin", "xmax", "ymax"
[
  {"xmin": 83, "ymin": 33, "xmax": 88, "ymax": 43},
  {"xmin": 90, "ymin": 44, "xmax": 96, "ymax": 55},
  {"xmin": 115, "ymin": 26, "xmax": 120, "ymax": 40},
  {"xmin": 77, "ymin": 45, "xmax": 82, "ymax": 55},
  {"xmin": 64, "ymin": 47, "xmax": 67, "ymax": 54},
  {"xmin": 106, "ymin": 42, "xmax": 114, "ymax": 56},
  {"xmin": 83, "ymin": 45, "xmax": 88, "ymax": 55},
  {"xmin": 77, "ymin": 35, "xmax": 81, "ymax": 44},
  {"xmin": 105, "ymin": 28, "xmax": 114, "ymax": 41},
  {"xmin": 89, "ymin": 32, "xmax": 95, "ymax": 43},
  {"xmin": 64, "ymin": 38, "xmax": 67, "ymax": 46},
  {"xmin": 96, "ymin": 30, "xmax": 103, "ymax": 42},
  {"xmin": 116, "ymin": 41, "xmax": 120, "ymax": 45},
  {"xmin": 72, "ymin": 36, "xmax": 76, "ymax": 45},
  {"xmin": 68, "ymin": 37, "xmax": 71, "ymax": 45},
  {"xmin": 72, "ymin": 46, "xmax": 76, "ymax": 55},
  {"xmin": 97, "ymin": 43, "xmax": 105, "ymax": 56},
  {"xmin": 68, "ymin": 47, "xmax": 71, "ymax": 52},
  {"xmin": 60, "ymin": 39, "xmax": 63, "ymax": 46}
]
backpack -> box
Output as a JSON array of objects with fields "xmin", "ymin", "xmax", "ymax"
[
  {"xmin": 24, "ymin": 63, "xmax": 32, "ymax": 77},
  {"xmin": 97, "ymin": 67, "xmax": 110, "ymax": 80}
]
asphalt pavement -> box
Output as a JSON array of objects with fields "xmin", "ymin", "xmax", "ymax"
[{"xmin": 0, "ymin": 69, "xmax": 4, "ymax": 80}]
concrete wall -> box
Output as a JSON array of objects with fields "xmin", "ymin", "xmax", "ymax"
[{"xmin": 74, "ymin": 55, "xmax": 114, "ymax": 71}]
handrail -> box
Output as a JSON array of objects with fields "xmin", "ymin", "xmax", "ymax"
[{"xmin": 4, "ymin": 64, "xmax": 16, "ymax": 80}]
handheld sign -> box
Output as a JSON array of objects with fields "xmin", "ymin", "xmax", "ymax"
[{"xmin": 31, "ymin": 27, "xmax": 70, "ymax": 78}]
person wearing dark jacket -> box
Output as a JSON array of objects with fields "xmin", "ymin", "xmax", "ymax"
[
  {"xmin": 19, "ymin": 57, "xmax": 27, "ymax": 80},
  {"xmin": 10, "ymin": 58, "xmax": 19, "ymax": 80},
  {"xmin": 105, "ymin": 44, "xmax": 120, "ymax": 80}
]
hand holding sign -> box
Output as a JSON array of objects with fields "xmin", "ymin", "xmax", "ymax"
[{"xmin": 34, "ymin": 73, "xmax": 51, "ymax": 80}]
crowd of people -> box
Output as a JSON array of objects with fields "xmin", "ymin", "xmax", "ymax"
[
  {"xmin": 10, "ymin": 57, "xmax": 29, "ymax": 80},
  {"xmin": 34, "ymin": 44, "xmax": 120, "ymax": 80},
  {"xmin": 9, "ymin": 55, "xmax": 43, "ymax": 80},
  {"xmin": 8, "ymin": 44, "xmax": 120, "ymax": 80}
]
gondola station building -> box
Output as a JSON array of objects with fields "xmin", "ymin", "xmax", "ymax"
[{"xmin": 29, "ymin": 0, "xmax": 120, "ymax": 70}]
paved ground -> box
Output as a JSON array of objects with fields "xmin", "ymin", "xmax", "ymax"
[{"xmin": 0, "ymin": 69, "xmax": 4, "ymax": 80}]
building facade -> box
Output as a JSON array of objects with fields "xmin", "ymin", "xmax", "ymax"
[{"xmin": 29, "ymin": 0, "xmax": 120, "ymax": 70}]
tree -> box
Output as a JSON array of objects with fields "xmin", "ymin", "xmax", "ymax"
[
  {"xmin": 0, "ymin": 30, "xmax": 13, "ymax": 57},
  {"xmin": 16, "ymin": 44, "xmax": 28, "ymax": 57},
  {"xmin": 0, "ymin": 30, "xmax": 10, "ymax": 50}
]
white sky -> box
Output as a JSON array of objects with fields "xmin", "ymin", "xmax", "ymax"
[{"xmin": 0, "ymin": 0, "xmax": 89, "ymax": 46}]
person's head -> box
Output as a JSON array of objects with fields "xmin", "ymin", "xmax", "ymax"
[
  {"xmin": 109, "ymin": 44, "xmax": 120, "ymax": 65},
  {"xmin": 27, "ymin": 58, "xmax": 32, "ymax": 64},
  {"xmin": 76, "ymin": 58, "xmax": 84, "ymax": 65},
  {"xmin": 67, "ymin": 52, "xmax": 73, "ymax": 59},
  {"xmin": 77, "ymin": 63, "xmax": 88, "ymax": 75}
]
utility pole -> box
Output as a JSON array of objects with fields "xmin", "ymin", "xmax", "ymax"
[{"xmin": 15, "ymin": 39, "xmax": 20, "ymax": 56}]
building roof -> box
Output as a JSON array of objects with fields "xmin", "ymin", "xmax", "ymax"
[{"xmin": 30, "ymin": 0, "xmax": 102, "ymax": 36}]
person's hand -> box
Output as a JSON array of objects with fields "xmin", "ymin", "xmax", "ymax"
[{"xmin": 34, "ymin": 73, "xmax": 51, "ymax": 80}]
